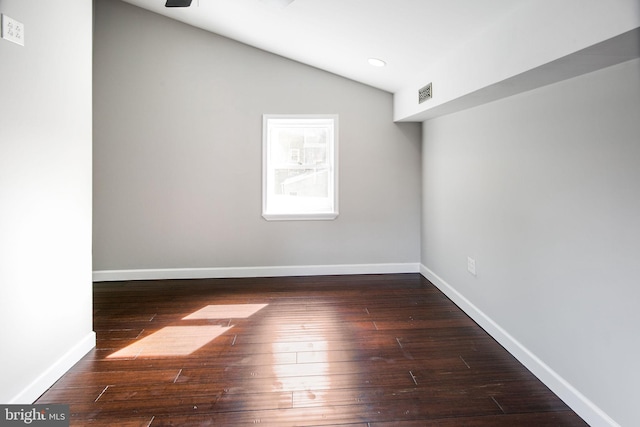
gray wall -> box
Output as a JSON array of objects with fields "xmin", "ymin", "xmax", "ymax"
[
  {"xmin": 93, "ymin": 0, "xmax": 421, "ymax": 273},
  {"xmin": 0, "ymin": 0, "xmax": 94, "ymax": 403},
  {"xmin": 422, "ymin": 58, "xmax": 640, "ymax": 427}
]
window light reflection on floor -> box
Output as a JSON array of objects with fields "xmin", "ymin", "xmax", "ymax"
[{"xmin": 272, "ymin": 330, "xmax": 330, "ymax": 406}]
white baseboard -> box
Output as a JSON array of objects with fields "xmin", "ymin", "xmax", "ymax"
[
  {"xmin": 420, "ymin": 264, "xmax": 619, "ymax": 427},
  {"xmin": 93, "ymin": 263, "xmax": 421, "ymax": 282},
  {"xmin": 10, "ymin": 331, "xmax": 96, "ymax": 404}
]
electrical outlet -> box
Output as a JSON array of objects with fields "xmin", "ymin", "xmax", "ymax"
[
  {"xmin": 1, "ymin": 14, "xmax": 24, "ymax": 46},
  {"xmin": 467, "ymin": 257, "xmax": 476, "ymax": 276}
]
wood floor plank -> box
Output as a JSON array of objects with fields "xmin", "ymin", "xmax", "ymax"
[
  {"xmin": 36, "ymin": 274, "xmax": 587, "ymax": 426},
  {"xmin": 69, "ymin": 416, "xmax": 154, "ymax": 427},
  {"xmin": 371, "ymin": 411, "xmax": 588, "ymax": 427}
]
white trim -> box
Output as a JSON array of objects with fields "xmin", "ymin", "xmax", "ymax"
[
  {"xmin": 262, "ymin": 114, "xmax": 339, "ymax": 221},
  {"xmin": 9, "ymin": 332, "xmax": 96, "ymax": 404},
  {"xmin": 262, "ymin": 212, "xmax": 338, "ymax": 221},
  {"xmin": 420, "ymin": 264, "xmax": 620, "ymax": 427},
  {"xmin": 93, "ymin": 263, "xmax": 420, "ymax": 282}
]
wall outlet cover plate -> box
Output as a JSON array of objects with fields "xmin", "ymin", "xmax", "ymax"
[
  {"xmin": 467, "ymin": 257, "xmax": 477, "ymax": 276},
  {"xmin": 2, "ymin": 14, "xmax": 25, "ymax": 46}
]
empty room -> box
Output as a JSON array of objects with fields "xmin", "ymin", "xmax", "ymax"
[{"xmin": 1, "ymin": 0, "xmax": 639, "ymax": 426}]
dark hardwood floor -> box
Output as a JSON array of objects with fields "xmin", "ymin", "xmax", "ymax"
[{"xmin": 36, "ymin": 274, "xmax": 588, "ymax": 426}]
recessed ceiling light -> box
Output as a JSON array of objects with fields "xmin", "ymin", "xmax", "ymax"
[
  {"xmin": 261, "ymin": 0, "xmax": 296, "ymax": 8},
  {"xmin": 368, "ymin": 58, "xmax": 386, "ymax": 67}
]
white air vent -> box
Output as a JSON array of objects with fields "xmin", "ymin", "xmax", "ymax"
[{"xmin": 419, "ymin": 82, "xmax": 432, "ymax": 104}]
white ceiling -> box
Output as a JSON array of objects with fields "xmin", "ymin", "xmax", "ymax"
[{"xmin": 121, "ymin": 0, "xmax": 528, "ymax": 93}]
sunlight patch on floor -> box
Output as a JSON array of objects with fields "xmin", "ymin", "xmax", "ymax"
[
  {"xmin": 183, "ymin": 303, "xmax": 268, "ymax": 320},
  {"xmin": 107, "ymin": 325, "xmax": 233, "ymax": 358},
  {"xmin": 107, "ymin": 303, "xmax": 269, "ymax": 358}
]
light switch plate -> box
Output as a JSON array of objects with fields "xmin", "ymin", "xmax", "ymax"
[{"xmin": 2, "ymin": 14, "xmax": 24, "ymax": 46}]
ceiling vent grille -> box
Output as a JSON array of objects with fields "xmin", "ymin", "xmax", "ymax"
[{"xmin": 419, "ymin": 82, "xmax": 432, "ymax": 104}]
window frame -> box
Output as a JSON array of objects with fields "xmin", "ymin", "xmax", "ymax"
[{"xmin": 262, "ymin": 114, "xmax": 339, "ymax": 221}]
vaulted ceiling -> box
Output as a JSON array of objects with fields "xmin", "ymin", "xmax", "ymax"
[
  {"xmin": 121, "ymin": 0, "xmax": 523, "ymax": 93},
  {"xmin": 121, "ymin": 0, "xmax": 640, "ymax": 121}
]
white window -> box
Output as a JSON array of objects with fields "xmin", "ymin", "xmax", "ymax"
[{"xmin": 262, "ymin": 115, "xmax": 338, "ymax": 221}]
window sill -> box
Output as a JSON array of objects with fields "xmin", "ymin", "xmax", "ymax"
[{"xmin": 262, "ymin": 212, "xmax": 338, "ymax": 221}]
